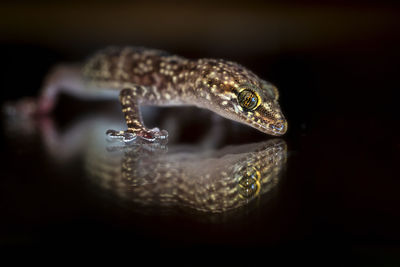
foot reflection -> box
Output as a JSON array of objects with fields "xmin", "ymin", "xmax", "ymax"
[{"xmin": 86, "ymin": 137, "xmax": 287, "ymax": 214}]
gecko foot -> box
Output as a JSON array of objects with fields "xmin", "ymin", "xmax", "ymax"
[{"xmin": 106, "ymin": 128, "xmax": 168, "ymax": 143}]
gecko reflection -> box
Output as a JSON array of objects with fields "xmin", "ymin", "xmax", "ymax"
[{"xmin": 86, "ymin": 139, "xmax": 287, "ymax": 213}]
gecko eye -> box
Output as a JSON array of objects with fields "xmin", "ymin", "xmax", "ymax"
[{"xmin": 238, "ymin": 89, "xmax": 260, "ymax": 110}]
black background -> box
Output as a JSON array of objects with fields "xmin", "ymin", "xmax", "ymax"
[{"xmin": 0, "ymin": 0, "xmax": 399, "ymax": 265}]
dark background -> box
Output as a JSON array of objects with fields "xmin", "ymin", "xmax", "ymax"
[{"xmin": 0, "ymin": 0, "xmax": 399, "ymax": 265}]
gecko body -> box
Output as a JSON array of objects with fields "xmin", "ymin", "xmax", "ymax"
[{"xmin": 26, "ymin": 46, "xmax": 288, "ymax": 142}]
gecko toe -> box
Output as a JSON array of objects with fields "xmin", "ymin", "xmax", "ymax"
[
  {"xmin": 149, "ymin": 129, "xmax": 168, "ymax": 141},
  {"xmin": 122, "ymin": 132, "xmax": 137, "ymax": 142},
  {"xmin": 137, "ymin": 129, "xmax": 168, "ymax": 143},
  {"xmin": 106, "ymin": 129, "xmax": 137, "ymax": 143},
  {"xmin": 155, "ymin": 129, "xmax": 169, "ymax": 140}
]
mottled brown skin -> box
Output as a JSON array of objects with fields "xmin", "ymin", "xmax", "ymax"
[
  {"xmin": 82, "ymin": 46, "xmax": 287, "ymax": 142},
  {"xmin": 86, "ymin": 138, "xmax": 287, "ymax": 213}
]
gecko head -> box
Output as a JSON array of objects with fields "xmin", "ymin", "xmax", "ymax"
[
  {"xmin": 234, "ymin": 82, "xmax": 287, "ymax": 136},
  {"xmin": 214, "ymin": 81, "xmax": 287, "ymax": 136},
  {"xmin": 197, "ymin": 59, "xmax": 287, "ymax": 136}
]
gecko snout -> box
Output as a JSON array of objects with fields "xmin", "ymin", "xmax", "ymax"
[{"xmin": 270, "ymin": 120, "xmax": 288, "ymax": 136}]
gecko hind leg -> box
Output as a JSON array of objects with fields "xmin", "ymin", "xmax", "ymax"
[
  {"xmin": 106, "ymin": 87, "xmax": 168, "ymax": 143},
  {"xmin": 3, "ymin": 64, "xmax": 84, "ymax": 117}
]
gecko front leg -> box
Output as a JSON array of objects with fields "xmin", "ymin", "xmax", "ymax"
[{"xmin": 106, "ymin": 86, "xmax": 168, "ymax": 143}]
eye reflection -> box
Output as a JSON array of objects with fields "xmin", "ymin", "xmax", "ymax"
[
  {"xmin": 238, "ymin": 167, "xmax": 261, "ymax": 199},
  {"xmin": 86, "ymin": 138, "xmax": 287, "ymax": 214}
]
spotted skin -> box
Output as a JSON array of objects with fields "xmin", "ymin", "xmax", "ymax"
[
  {"xmin": 86, "ymin": 139, "xmax": 287, "ymax": 214},
  {"xmin": 82, "ymin": 46, "xmax": 287, "ymax": 141}
]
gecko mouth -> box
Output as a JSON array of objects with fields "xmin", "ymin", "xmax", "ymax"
[{"xmin": 248, "ymin": 119, "xmax": 287, "ymax": 136}]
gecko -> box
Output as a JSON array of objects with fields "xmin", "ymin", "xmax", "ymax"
[{"xmin": 10, "ymin": 46, "xmax": 287, "ymax": 142}]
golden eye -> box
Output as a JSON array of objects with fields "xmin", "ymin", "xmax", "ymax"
[{"xmin": 238, "ymin": 89, "xmax": 260, "ymax": 110}]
